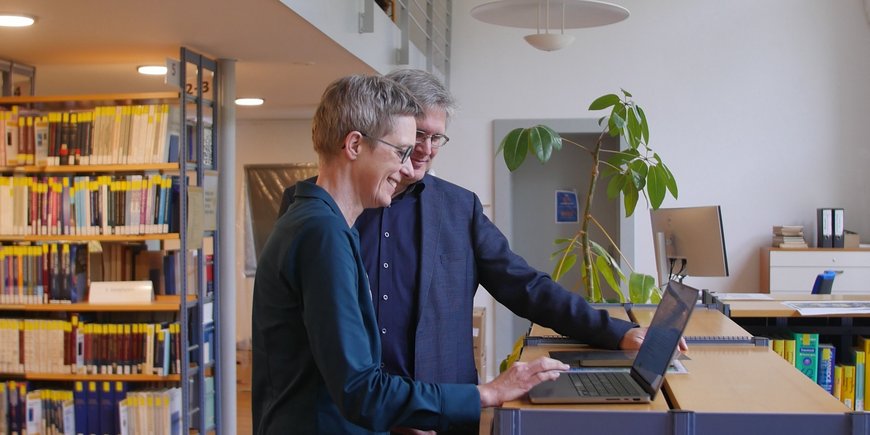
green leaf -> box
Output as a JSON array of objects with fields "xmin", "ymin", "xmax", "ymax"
[
  {"xmin": 647, "ymin": 165, "xmax": 667, "ymax": 209},
  {"xmin": 552, "ymin": 253, "xmax": 577, "ymax": 282},
  {"xmin": 595, "ymin": 255, "xmax": 620, "ymax": 295},
  {"xmin": 628, "ymin": 160, "xmax": 647, "ymax": 190},
  {"xmin": 499, "ymin": 128, "xmax": 527, "ymax": 171},
  {"xmin": 661, "ymin": 162, "xmax": 679, "ymax": 199},
  {"xmin": 531, "ymin": 125, "xmax": 562, "ymax": 162},
  {"xmin": 589, "ymin": 94, "xmax": 620, "ymax": 111},
  {"xmin": 625, "ymin": 107, "xmax": 641, "ymax": 149},
  {"xmin": 623, "ymin": 185, "xmax": 639, "ymax": 217},
  {"xmin": 637, "ymin": 105, "xmax": 650, "ymax": 144},
  {"xmin": 628, "ymin": 273, "xmax": 657, "ymax": 303},
  {"xmin": 621, "ymin": 88, "xmax": 633, "ymax": 98},
  {"xmin": 606, "ymin": 174, "xmax": 626, "ymax": 199}
]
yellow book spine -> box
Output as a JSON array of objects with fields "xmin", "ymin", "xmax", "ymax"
[
  {"xmin": 772, "ymin": 338, "xmax": 784, "ymax": 358},
  {"xmin": 783, "ymin": 339, "xmax": 796, "ymax": 365},
  {"xmin": 834, "ymin": 365, "xmax": 844, "ymax": 400},
  {"xmin": 842, "ymin": 365, "xmax": 856, "ymax": 410}
]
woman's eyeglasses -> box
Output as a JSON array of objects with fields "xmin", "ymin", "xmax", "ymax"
[{"xmin": 360, "ymin": 133, "xmax": 413, "ymax": 164}]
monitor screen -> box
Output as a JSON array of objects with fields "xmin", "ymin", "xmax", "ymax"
[{"xmin": 650, "ymin": 205, "xmax": 729, "ymax": 285}]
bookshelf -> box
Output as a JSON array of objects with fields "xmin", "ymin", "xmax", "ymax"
[{"xmin": 0, "ymin": 47, "xmax": 221, "ymax": 434}]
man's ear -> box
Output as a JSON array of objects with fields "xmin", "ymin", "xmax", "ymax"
[{"xmin": 343, "ymin": 131, "xmax": 364, "ymax": 161}]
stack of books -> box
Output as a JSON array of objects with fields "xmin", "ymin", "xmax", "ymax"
[{"xmin": 772, "ymin": 225, "xmax": 808, "ymax": 248}]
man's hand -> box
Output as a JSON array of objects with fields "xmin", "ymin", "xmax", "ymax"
[
  {"xmin": 618, "ymin": 327, "xmax": 689, "ymax": 352},
  {"xmin": 477, "ymin": 357, "xmax": 569, "ymax": 407}
]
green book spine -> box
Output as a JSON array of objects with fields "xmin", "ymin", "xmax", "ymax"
[{"xmin": 793, "ymin": 332, "xmax": 819, "ymax": 382}]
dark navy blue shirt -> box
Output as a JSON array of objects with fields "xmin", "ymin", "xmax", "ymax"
[{"xmin": 356, "ymin": 180, "xmax": 426, "ymax": 379}]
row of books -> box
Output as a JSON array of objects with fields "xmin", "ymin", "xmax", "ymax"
[
  {"xmin": 0, "ymin": 236, "xmax": 211, "ymax": 306},
  {"xmin": 118, "ymin": 387, "xmax": 182, "ymax": 435},
  {"xmin": 3, "ymin": 380, "xmax": 182, "ymax": 435},
  {"xmin": 771, "ymin": 225, "xmax": 807, "ymax": 248},
  {"xmin": 89, "ymin": 244, "xmax": 205, "ymax": 298},
  {"xmin": 0, "ymin": 174, "xmax": 177, "ymax": 237},
  {"xmin": 0, "ymin": 317, "xmax": 181, "ymax": 377},
  {"xmin": 769, "ymin": 332, "xmax": 870, "ymax": 410},
  {"xmin": 0, "ymin": 381, "xmax": 28, "ymax": 435},
  {"xmin": 0, "ymin": 103, "xmax": 180, "ymax": 167},
  {"xmin": 0, "ymin": 243, "xmax": 88, "ymax": 305},
  {"xmin": 24, "ymin": 388, "xmax": 75, "ymax": 435}
]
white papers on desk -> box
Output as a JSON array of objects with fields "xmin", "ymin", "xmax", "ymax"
[
  {"xmin": 711, "ymin": 293, "xmax": 774, "ymax": 301},
  {"xmin": 783, "ymin": 300, "xmax": 870, "ymax": 316}
]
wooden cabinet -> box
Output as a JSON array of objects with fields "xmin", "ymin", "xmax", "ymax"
[{"xmin": 760, "ymin": 247, "xmax": 870, "ymax": 294}]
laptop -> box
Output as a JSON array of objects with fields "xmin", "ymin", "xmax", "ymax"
[{"xmin": 528, "ymin": 280, "xmax": 700, "ymax": 404}]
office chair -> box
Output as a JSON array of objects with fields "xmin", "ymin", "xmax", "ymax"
[{"xmin": 811, "ymin": 270, "xmax": 837, "ymax": 295}]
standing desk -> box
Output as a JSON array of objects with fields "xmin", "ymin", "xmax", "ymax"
[
  {"xmin": 494, "ymin": 302, "xmax": 870, "ymax": 435},
  {"xmin": 708, "ymin": 293, "xmax": 870, "ymax": 360}
]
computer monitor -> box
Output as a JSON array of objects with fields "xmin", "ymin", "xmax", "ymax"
[{"xmin": 650, "ymin": 205, "xmax": 729, "ymax": 286}]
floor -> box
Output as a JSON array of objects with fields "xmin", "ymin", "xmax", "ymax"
[{"xmin": 236, "ymin": 350, "xmax": 492, "ymax": 435}]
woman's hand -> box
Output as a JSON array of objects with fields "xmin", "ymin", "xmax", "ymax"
[{"xmin": 477, "ymin": 357, "xmax": 569, "ymax": 407}]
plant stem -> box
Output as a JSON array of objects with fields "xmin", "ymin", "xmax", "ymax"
[{"xmin": 580, "ymin": 129, "xmax": 609, "ymax": 302}]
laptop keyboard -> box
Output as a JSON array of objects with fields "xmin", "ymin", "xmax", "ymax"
[{"xmin": 569, "ymin": 372, "xmax": 642, "ymax": 396}]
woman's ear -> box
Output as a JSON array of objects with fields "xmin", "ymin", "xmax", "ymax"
[{"xmin": 342, "ymin": 131, "xmax": 364, "ymax": 161}]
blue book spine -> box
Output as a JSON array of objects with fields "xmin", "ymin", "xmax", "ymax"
[
  {"xmin": 99, "ymin": 381, "xmax": 113, "ymax": 435},
  {"xmin": 818, "ymin": 344, "xmax": 836, "ymax": 395},
  {"xmin": 86, "ymin": 381, "xmax": 99, "ymax": 435},
  {"xmin": 74, "ymin": 381, "xmax": 88, "ymax": 435}
]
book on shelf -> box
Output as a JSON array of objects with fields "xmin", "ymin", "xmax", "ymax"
[
  {"xmin": 793, "ymin": 332, "xmax": 819, "ymax": 382},
  {"xmin": 783, "ymin": 335, "xmax": 796, "ymax": 365},
  {"xmin": 834, "ymin": 365, "xmax": 844, "ymax": 401},
  {"xmin": 841, "ymin": 363, "xmax": 856, "ymax": 409},
  {"xmin": 818, "ymin": 343, "xmax": 836, "ymax": 395},
  {"xmin": 855, "ymin": 348, "xmax": 865, "ymax": 411}
]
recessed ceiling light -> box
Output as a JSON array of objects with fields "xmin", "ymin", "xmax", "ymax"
[
  {"xmin": 0, "ymin": 14, "xmax": 35, "ymax": 27},
  {"xmin": 235, "ymin": 98, "xmax": 265, "ymax": 106},
  {"xmin": 137, "ymin": 65, "xmax": 167, "ymax": 75}
]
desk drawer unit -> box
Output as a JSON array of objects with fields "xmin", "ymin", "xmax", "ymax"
[{"xmin": 761, "ymin": 248, "xmax": 870, "ymax": 294}]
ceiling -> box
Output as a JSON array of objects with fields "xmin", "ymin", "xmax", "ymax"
[{"xmin": 0, "ymin": 0, "xmax": 375, "ymax": 119}]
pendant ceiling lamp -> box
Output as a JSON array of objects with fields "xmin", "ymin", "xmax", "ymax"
[{"xmin": 471, "ymin": 0, "xmax": 629, "ymax": 51}]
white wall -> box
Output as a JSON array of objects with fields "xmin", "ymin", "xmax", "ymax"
[
  {"xmin": 233, "ymin": 119, "xmax": 317, "ymax": 346},
  {"xmin": 435, "ymin": 0, "xmax": 870, "ymax": 377}
]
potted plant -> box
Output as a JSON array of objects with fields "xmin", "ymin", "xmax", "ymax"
[{"xmin": 498, "ymin": 90, "xmax": 678, "ymax": 303}]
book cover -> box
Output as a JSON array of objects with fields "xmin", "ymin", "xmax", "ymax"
[
  {"xmin": 0, "ymin": 383, "xmax": 8, "ymax": 435},
  {"xmin": 25, "ymin": 390, "xmax": 42, "ymax": 435},
  {"xmin": 817, "ymin": 344, "xmax": 836, "ymax": 395},
  {"xmin": 86, "ymin": 381, "xmax": 99, "ymax": 435},
  {"xmin": 857, "ymin": 348, "xmax": 867, "ymax": 410},
  {"xmin": 842, "ymin": 364, "xmax": 856, "ymax": 410},
  {"xmin": 99, "ymin": 381, "xmax": 113, "ymax": 435},
  {"xmin": 62, "ymin": 396, "xmax": 75, "ymax": 435},
  {"xmin": 834, "ymin": 364, "xmax": 844, "ymax": 400},
  {"xmin": 783, "ymin": 336, "xmax": 796, "ymax": 365},
  {"xmin": 793, "ymin": 332, "xmax": 819, "ymax": 382},
  {"xmin": 73, "ymin": 381, "xmax": 87, "ymax": 435}
]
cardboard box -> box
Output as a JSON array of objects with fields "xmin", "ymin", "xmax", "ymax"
[{"xmin": 845, "ymin": 230, "xmax": 860, "ymax": 249}]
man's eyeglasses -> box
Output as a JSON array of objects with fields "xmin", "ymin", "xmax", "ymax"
[
  {"xmin": 416, "ymin": 130, "xmax": 450, "ymax": 148},
  {"xmin": 360, "ymin": 133, "xmax": 413, "ymax": 164}
]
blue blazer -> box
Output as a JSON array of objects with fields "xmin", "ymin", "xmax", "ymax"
[{"xmin": 279, "ymin": 174, "xmax": 636, "ymax": 385}]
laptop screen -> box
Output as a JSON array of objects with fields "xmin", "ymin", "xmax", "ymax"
[{"xmin": 632, "ymin": 281, "xmax": 699, "ymax": 394}]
